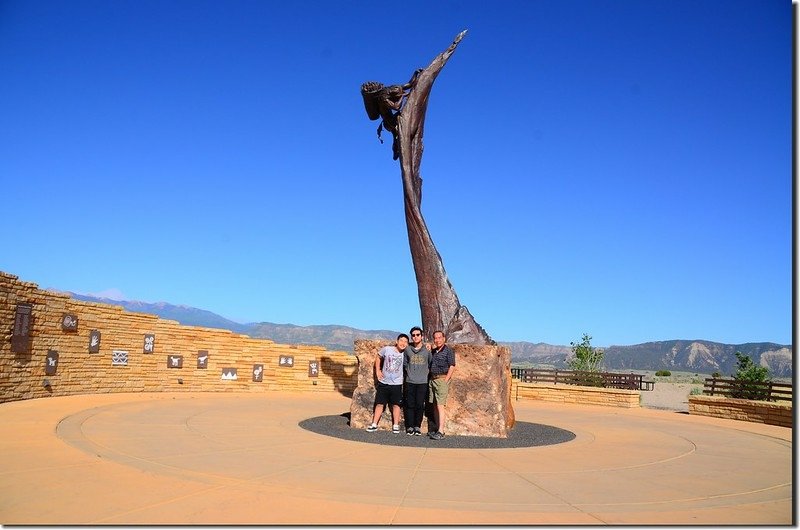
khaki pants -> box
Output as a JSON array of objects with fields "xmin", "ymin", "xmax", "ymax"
[{"xmin": 429, "ymin": 378, "xmax": 449, "ymax": 403}]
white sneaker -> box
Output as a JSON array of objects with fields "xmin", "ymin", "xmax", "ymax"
[
  {"xmin": 365, "ymin": 424, "xmax": 377, "ymax": 432},
  {"xmin": 392, "ymin": 424, "xmax": 400, "ymax": 434}
]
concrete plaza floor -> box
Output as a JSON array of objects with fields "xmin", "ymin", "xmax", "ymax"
[{"xmin": 0, "ymin": 391, "xmax": 792, "ymax": 525}]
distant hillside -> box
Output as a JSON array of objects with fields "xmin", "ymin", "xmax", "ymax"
[
  {"xmin": 603, "ymin": 341, "xmax": 792, "ymax": 378},
  {"xmin": 67, "ymin": 292, "xmax": 252, "ymax": 334},
  {"xmin": 497, "ymin": 341, "xmax": 570, "ymax": 368},
  {"xmin": 66, "ymin": 291, "xmax": 399, "ymax": 351},
  {"xmin": 246, "ymin": 322, "xmax": 399, "ymax": 352},
  {"xmin": 65, "ymin": 293, "xmax": 792, "ymax": 377},
  {"xmin": 509, "ymin": 339, "xmax": 792, "ymax": 378}
]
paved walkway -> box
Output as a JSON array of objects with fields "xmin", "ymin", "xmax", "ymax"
[{"xmin": 0, "ymin": 392, "xmax": 792, "ymax": 525}]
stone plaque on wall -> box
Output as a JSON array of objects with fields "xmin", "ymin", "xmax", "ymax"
[
  {"xmin": 143, "ymin": 334, "xmax": 155, "ymax": 354},
  {"xmin": 61, "ymin": 313, "xmax": 78, "ymax": 332},
  {"xmin": 88, "ymin": 330, "xmax": 101, "ymax": 353},
  {"xmin": 11, "ymin": 303, "xmax": 33, "ymax": 353},
  {"xmin": 112, "ymin": 350, "xmax": 128, "ymax": 366},
  {"xmin": 221, "ymin": 368, "xmax": 237, "ymax": 380},
  {"xmin": 167, "ymin": 355, "xmax": 183, "ymax": 369},
  {"xmin": 279, "ymin": 355, "xmax": 294, "ymax": 367},
  {"xmin": 197, "ymin": 350, "xmax": 209, "ymax": 369},
  {"xmin": 252, "ymin": 364, "xmax": 263, "ymax": 382},
  {"xmin": 308, "ymin": 360, "xmax": 319, "ymax": 377},
  {"xmin": 45, "ymin": 350, "xmax": 59, "ymax": 375}
]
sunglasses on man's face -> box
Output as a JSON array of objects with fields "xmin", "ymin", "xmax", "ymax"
[{"xmin": 411, "ymin": 332, "xmax": 422, "ymax": 336}]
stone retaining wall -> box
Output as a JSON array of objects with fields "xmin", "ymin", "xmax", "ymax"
[
  {"xmin": 688, "ymin": 394, "xmax": 792, "ymax": 428},
  {"xmin": 512, "ymin": 380, "xmax": 640, "ymax": 408},
  {"xmin": 0, "ymin": 272, "xmax": 358, "ymax": 403}
]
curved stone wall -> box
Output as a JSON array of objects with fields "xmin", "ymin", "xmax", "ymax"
[{"xmin": 0, "ymin": 272, "xmax": 358, "ymax": 403}]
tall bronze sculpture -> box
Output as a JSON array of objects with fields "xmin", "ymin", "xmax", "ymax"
[{"xmin": 361, "ymin": 30, "xmax": 493, "ymax": 345}]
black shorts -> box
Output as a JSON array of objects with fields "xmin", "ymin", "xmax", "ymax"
[{"xmin": 375, "ymin": 381, "xmax": 403, "ymax": 406}]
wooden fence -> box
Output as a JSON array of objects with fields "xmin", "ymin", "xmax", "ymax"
[
  {"xmin": 702, "ymin": 377, "xmax": 792, "ymax": 402},
  {"xmin": 510, "ymin": 368, "xmax": 654, "ymax": 391}
]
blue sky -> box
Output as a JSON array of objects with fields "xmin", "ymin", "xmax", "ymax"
[{"xmin": 0, "ymin": 0, "xmax": 792, "ymax": 346}]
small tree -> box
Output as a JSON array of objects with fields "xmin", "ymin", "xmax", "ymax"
[
  {"xmin": 567, "ymin": 334, "xmax": 604, "ymax": 386},
  {"xmin": 730, "ymin": 351, "xmax": 772, "ymax": 401}
]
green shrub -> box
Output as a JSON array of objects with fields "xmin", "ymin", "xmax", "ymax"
[
  {"xmin": 712, "ymin": 371, "xmax": 721, "ymax": 378},
  {"xmin": 567, "ymin": 334, "xmax": 604, "ymax": 373},
  {"xmin": 655, "ymin": 370, "xmax": 671, "ymax": 377},
  {"xmin": 730, "ymin": 351, "xmax": 772, "ymax": 401},
  {"xmin": 689, "ymin": 387, "xmax": 703, "ymax": 396},
  {"xmin": 571, "ymin": 370, "xmax": 605, "ymax": 387}
]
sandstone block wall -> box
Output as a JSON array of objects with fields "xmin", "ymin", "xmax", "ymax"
[
  {"xmin": 688, "ymin": 394, "xmax": 792, "ymax": 428},
  {"xmin": 513, "ymin": 381, "xmax": 641, "ymax": 408},
  {"xmin": 0, "ymin": 272, "xmax": 358, "ymax": 403}
]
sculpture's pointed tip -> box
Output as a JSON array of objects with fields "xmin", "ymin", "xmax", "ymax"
[{"xmin": 452, "ymin": 30, "xmax": 467, "ymax": 46}]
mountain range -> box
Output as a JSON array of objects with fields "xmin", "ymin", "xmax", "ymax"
[{"xmin": 66, "ymin": 292, "xmax": 793, "ymax": 377}]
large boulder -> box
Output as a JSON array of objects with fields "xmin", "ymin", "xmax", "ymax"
[{"xmin": 350, "ymin": 339, "xmax": 515, "ymax": 437}]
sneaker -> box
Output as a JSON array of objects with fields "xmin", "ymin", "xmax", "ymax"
[
  {"xmin": 414, "ymin": 428, "xmax": 422, "ymax": 436},
  {"xmin": 429, "ymin": 431, "xmax": 445, "ymax": 440},
  {"xmin": 406, "ymin": 427, "xmax": 415, "ymax": 436},
  {"xmin": 365, "ymin": 424, "xmax": 377, "ymax": 432},
  {"xmin": 392, "ymin": 424, "xmax": 401, "ymax": 434}
]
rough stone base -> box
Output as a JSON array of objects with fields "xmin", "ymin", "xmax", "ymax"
[{"xmin": 350, "ymin": 340, "xmax": 515, "ymax": 438}]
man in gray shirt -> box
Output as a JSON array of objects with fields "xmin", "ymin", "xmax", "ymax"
[{"xmin": 403, "ymin": 326, "xmax": 431, "ymax": 436}]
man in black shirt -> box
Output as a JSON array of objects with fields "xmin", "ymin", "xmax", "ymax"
[{"xmin": 428, "ymin": 330, "xmax": 455, "ymax": 440}]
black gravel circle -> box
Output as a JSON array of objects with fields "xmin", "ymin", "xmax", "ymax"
[{"xmin": 298, "ymin": 413, "xmax": 576, "ymax": 449}]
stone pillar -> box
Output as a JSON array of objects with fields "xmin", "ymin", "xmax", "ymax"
[{"xmin": 350, "ymin": 340, "xmax": 515, "ymax": 438}]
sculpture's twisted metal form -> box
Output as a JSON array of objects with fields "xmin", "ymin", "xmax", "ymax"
[{"xmin": 361, "ymin": 31, "xmax": 493, "ymax": 345}]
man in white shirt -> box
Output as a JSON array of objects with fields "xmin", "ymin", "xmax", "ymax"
[{"xmin": 365, "ymin": 334, "xmax": 408, "ymax": 434}]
